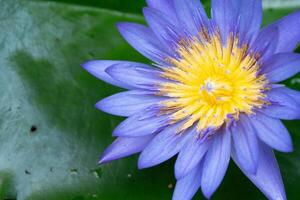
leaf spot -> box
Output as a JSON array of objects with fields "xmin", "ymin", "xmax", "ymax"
[{"xmin": 30, "ymin": 125, "xmax": 37, "ymax": 133}]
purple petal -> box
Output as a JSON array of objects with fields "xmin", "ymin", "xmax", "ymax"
[
  {"xmin": 81, "ymin": 60, "xmax": 133, "ymax": 89},
  {"xmin": 96, "ymin": 90, "xmax": 165, "ymax": 117},
  {"xmin": 146, "ymin": 0, "xmax": 179, "ymax": 26},
  {"xmin": 106, "ymin": 62, "xmax": 165, "ymax": 90},
  {"xmin": 99, "ymin": 135, "xmax": 155, "ymax": 164},
  {"xmin": 117, "ymin": 22, "xmax": 171, "ymax": 64},
  {"xmin": 174, "ymin": 0, "xmax": 208, "ymax": 36},
  {"xmin": 201, "ymin": 128, "xmax": 231, "ymax": 199},
  {"xmin": 113, "ymin": 110, "xmax": 170, "ymax": 137},
  {"xmin": 212, "ymin": 0, "xmax": 262, "ymax": 44},
  {"xmin": 251, "ymin": 26, "xmax": 278, "ymax": 63},
  {"xmin": 211, "ymin": 0, "xmax": 239, "ymax": 43},
  {"xmin": 233, "ymin": 141, "xmax": 286, "ymax": 200},
  {"xmin": 249, "ymin": 112, "xmax": 293, "ymax": 153},
  {"xmin": 262, "ymin": 53, "xmax": 300, "ymax": 83},
  {"xmin": 260, "ymin": 10, "xmax": 300, "ymax": 53},
  {"xmin": 143, "ymin": 7, "xmax": 183, "ymax": 50},
  {"xmin": 262, "ymin": 87, "xmax": 300, "ymax": 120},
  {"xmin": 172, "ymin": 162, "xmax": 203, "ymax": 200},
  {"xmin": 138, "ymin": 123, "xmax": 195, "ymax": 169},
  {"xmin": 175, "ymin": 137, "xmax": 210, "ymax": 179},
  {"xmin": 231, "ymin": 114, "xmax": 259, "ymax": 174},
  {"xmin": 236, "ymin": 0, "xmax": 262, "ymax": 44}
]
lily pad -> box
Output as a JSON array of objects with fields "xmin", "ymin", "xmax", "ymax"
[{"xmin": 0, "ymin": 0, "xmax": 299, "ymax": 199}]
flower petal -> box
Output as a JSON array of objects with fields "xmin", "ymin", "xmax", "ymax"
[
  {"xmin": 231, "ymin": 115, "xmax": 259, "ymax": 174},
  {"xmin": 174, "ymin": 0, "xmax": 208, "ymax": 36},
  {"xmin": 138, "ymin": 123, "xmax": 194, "ymax": 169},
  {"xmin": 172, "ymin": 162, "xmax": 203, "ymax": 200},
  {"xmin": 201, "ymin": 128, "xmax": 231, "ymax": 199},
  {"xmin": 146, "ymin": 0, "xmax": 178, "ymax": 26},
  {"xmin": 261, "ymin": 10, "xmax": 300, "ymax": 53},
  {"xmin": 117, "ymin": 22, "xmax": 171, "ymax": 64},
  {"xmin": 262, "ymin": 86, "xmax": 300, "ymax": 120},
  {"xmin": 249, "ymin": 112, "xmax": 293, "ymax": 152},
  {"xmin": 81, "ymin": 60, "xmax": 133, "ymax": 89},
  {"xmin": 143, "ymin": 7, "xmax": 183, "ymax": 50},
  {"xmin": 212, "ymin": 0, "xmax": 262, "ymax": 44},
  {"xmin": 113, "ymin": 110, "xmax": 170, "ymax": 137},
  {"xmin": 212, "ymin": 0, "xmax": 238, "ymax": 43},
  {"xmin": 99, "ymin": 135, "xmax": 155, "ymax": 164},
  {"xmin": 262, "ymin": 53, "xmax": 300, "ymax": 83},
  {"xmin": 175, "ymin": 137, "xmax": 210, "ymax": 180},
  {"xmin": 251, "ymin": 26, "xmax": 278, "ymax": 63},
  {"xmin": 106, "ymin": 62, "xmax": 165, "ymax": 90},
  {"xmin": 236, "ymin": 0, "xmax": 262, "ymax": 44},
  {"xmin": 233, "ymin": 141, "xmax": 286, "ymax": 200},
  {"xmin": 96, "ymin": 90, "xmax": 165, "ymax": 117}
]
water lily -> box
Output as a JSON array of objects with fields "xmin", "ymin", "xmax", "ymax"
[{"xmin": 82, "ymin": 0, "xmax": 300, "ymax": 199}]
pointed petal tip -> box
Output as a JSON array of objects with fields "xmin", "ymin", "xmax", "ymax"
[
  {"xmin": 116, "ymin": 22, "xmax": 138, "ymax": 34},
  {"xmin": 98, "ymin": 156, "xmax": 113, "ymax": 165},
  {"xmin": 200, "ymin": 129, "xmax": 231, "ymax": 200},
  {"xmin": 80, "ymin": 62, "xmax": 88, "ymax": 69},
  {"xmin": 81, "ymin": 60, "xmax": 95, "ymax": 71},
  {"xmin": 201, "ymin": 187, "xmax": 213, "ymax": 200},
  {"xmin": 98, "ymin": 159, "xmax": 105, "ymax": 165},
  {"xmin": 116, "ymin": 22, "xmax": 127, "ymax": 30},
  {"xmin": 104, "ymin": 64, "xmax": 126, "ymax": 85},
  {"xmin": 95, "ymin": 99, "xmax": 118, "ymax": 116},
  {"xmin": 98, "ymin": 148, "xmax": 117, "ymax": 165},
  {"xmin": 174, "ymin": 165, "xmax": 192, "ymax": 180},
  {"xmin": 174, "ymin": 170, "xmax": 184, "ymax": 180},
  {"xmin": 95, "ymin": 100, "xmax": 102, "ymax": 110},
  {"xmin": 98, "ymin": 155, "xmax": 110, "ymax": 165},
  {"xmin": 251, "ymin": 113, "xmax": 294, "ymax": 153},
  {"xmin": 112, "ymin": 129, "xmax": 121, "ymax": 137},
  {"xmin": 233, "ymin": 141, "xmax": 287, "ymax": 200},
  {"xmin": 277, "ymin": 142, "xmax": 294, "ymax": 153},
  {"xmin": 137, "ymin": 157, "xmax": 150, "ymax": 169},
  {"xmin": 116, "ymin": 22, "xmax": 134, "ymax": 37}
]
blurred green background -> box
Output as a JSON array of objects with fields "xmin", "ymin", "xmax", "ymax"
[{"xmin": 0, "ymin": 0, "xmax": 299, "ymax": 199}]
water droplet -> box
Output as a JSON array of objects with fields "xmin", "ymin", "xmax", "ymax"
[
  {"xmin": 127, "ymin": 173, "xmax": 132, "ymax": 178},
  {"xmin": 91, "ymin": 168, "xmax": 102, "ymax": 178},
  {"xmin": 291, "ymin": 78, "xmax": 300, "ymax": 85},
  {"xmin": 70, "ymin": 169, "xmax": 78, "ymax": 175},
  {"xmin": 168, "ymin": 183, "xmax": 173, "ymax": 189}
]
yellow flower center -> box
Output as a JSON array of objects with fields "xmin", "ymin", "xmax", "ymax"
[{"xmin": 158, "ymin": 31, "xmax": 268, "ymax": 137}]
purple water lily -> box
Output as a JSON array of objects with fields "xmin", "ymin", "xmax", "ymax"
[{"xmin": 82, "ymin": 0, "xmax": 300, "ymax": 199}]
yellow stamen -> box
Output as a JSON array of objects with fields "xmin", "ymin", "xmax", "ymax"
[{"xmin": 158, "ymin": 30, "xmax": 268, "ymax": 135}]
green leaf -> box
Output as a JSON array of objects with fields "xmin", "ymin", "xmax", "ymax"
[
  {"xmin": 0, "ymin": 0, "xmax": 299, "ymax": 200},
  {"xmin": 34, "ymin": 0, "xmax": 147, "ymax": 14},
  {"xmin": 33, "ymin": 0, "xmax": 212, "ymax": 14}
]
